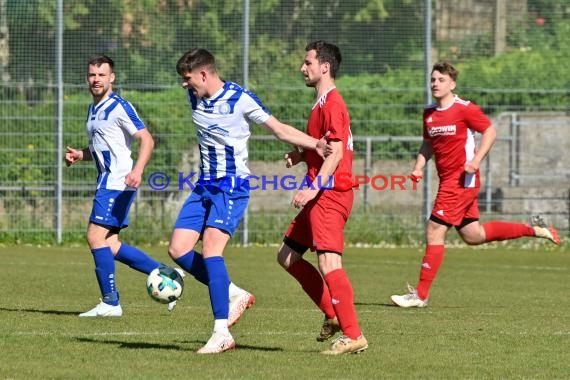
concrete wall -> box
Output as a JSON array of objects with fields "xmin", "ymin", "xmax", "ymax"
[{"xmin": 247, "ymin": 112, "xmax": 570, "ymax": 229}]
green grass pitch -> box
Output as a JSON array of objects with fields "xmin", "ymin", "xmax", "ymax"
[{"xmin": 0, "ymin": 245, "xmax": 568, "ymax": 379}]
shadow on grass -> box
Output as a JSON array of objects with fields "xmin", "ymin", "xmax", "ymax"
[
  {"xmin": 354, "ymin": 302, "xmax": 398, "ymax": 307},
  {"xmin": 232, "ymin": 344, "xmax": 283, "ymax": 352},
  {"xmin": 0, "ymin": 307, "xmax": 78, "ymax": 316},
  {"xmin": 75, "ymin": 337, "xmax": 190, "ymax": 351},
  {"xmin": 178, "ymin": 340, "xmax": 284, "ymax": 352},
  {"xmin": 75, "ymin": 337, "xmax": 283, "ymax": 352}
]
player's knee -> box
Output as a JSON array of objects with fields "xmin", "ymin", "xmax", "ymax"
[
  {"xmin": 276, "ymin": 248, "xmax": 289, "ymax": 269},
  {"xmin": 277, "ymin": 244, "xmax": 302, "ymax": 270},
  {"xmin": 85, "ymin": 234, "xmax": 95, "ymax": 249},
  {"xmin": 460, "ymin": 234, "xmax": 485, "ymax": 245},
  {"xmin": 463, "ymin": 237, "xmax": 478, "ymax": 245},
  {"xmin": 85, "ymin": 233, "xmax": 103, "ymax": 250},
  {"xmin": 168, "ymin": 244, "xmax": 185, "ymax": 259},
  {"xmin": 168, "ymin": 239, "xmax": 193, "ymax": 259}
]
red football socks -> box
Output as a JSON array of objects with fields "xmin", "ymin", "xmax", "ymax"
[
  {"xmin": 416, "ymin": 244, "xmax": 445, "ymax": 300},
  {"xmin": 324, "ymin": 269, "xmax": 362, "ymax": 340},
  {"xmin": 286, "ymin": 259, "xmax": 336, "ymax": 319},
  {"xmin": 482, "ymin": 221, "xmax": 534, "ymax": 242}
]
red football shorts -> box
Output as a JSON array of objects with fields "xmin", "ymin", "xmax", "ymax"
[
  {"xmin": 431, "ymin": 186, "xmax": 480, "ymax": 226},
  {"xmin": 285, "ymin": 189, "xmax": 354, "ymax": 253}
]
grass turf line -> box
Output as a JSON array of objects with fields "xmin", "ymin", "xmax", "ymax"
[{"xmin": 0, "ymin": 245, "xmax": 568, "ymax": 379}]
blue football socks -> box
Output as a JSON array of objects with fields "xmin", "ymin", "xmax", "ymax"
[
  {"xmin": 204, "ymin": 256, "xmax": 230, "ymax": 319},
  {"xmin": 174, "ymin": 250, "xmax": 209, "ymax": 285},
  {"xmin": 91, "ymin": 247, "xmax": 120, "ymax": 306},
  {"xmin": 115, "ymin": 243, "xmax": 161, "ymax": 274}
]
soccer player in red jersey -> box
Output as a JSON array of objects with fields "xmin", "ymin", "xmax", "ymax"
[
  {"xmin": 278, "ymin": 41, "xmax": 367, "ymax": 355},
  {"xmin": 391, "ymin": 61, "xmax": 560, "ymax": 308}
]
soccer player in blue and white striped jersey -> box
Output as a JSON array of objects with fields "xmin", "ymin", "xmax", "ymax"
[
  {"xmin": 66, "ymin": 55, "xmax": 178, "ymax": 317},
  {"xmin": 169, "ymin": 48, "xmax": 327, "ymax": 353}
]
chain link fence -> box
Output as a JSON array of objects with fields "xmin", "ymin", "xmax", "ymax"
[{"xmin": 1, "ymin": 0, "xmax": 568, "ymax": 244}]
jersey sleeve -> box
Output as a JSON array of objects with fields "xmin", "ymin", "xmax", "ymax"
[
  {"xmin": 117, "ymin": 99, "xmax": 146, "ymax": 136},
  {"xmin": 321, "ymin": 99, "xmax": 348, "ymax": 141},
  {"xmin": 465, "ymin": 103, "xmax": 492, "ymax": 133},
  {"xmin": 242, "ymin": 90, "xmax": 272, "ymax": 125}
]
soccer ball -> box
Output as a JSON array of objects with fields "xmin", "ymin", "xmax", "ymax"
[{"xmin": 146, "ymin": 266, "xmax": 184, "ymax": 304}]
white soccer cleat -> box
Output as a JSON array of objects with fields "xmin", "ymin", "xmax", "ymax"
[
  {"xmin": 167, "ymin": 268, "xmax": 186, "ymax": 312},
  {"xmin": 228, "ymin": 291, "xmax": 255, "ymax": 328},
  {"xmin": 197, "ymin": 332, "xmax": 236, "ymax": 354},
  {"xmin": 390, "ymin": 284, "xmax": 428, "ymax": 308},
  {"xmin": 530, "ymin": 215, "xmax": 561, "ymax": 245},
  {"xmin": 79, "ymin": 300, "xmax": 123, "ymax": 317}
]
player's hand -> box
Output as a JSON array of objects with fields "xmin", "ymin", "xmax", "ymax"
[
  {"xmin": 315, "ymin": 131, "xmax": 331, "ymax": 158},
  {"xmin": 124, "ymin": 170, "xmax": 142, "ymax": 188},
  {"xmin": 292, "ymin": 188, "xmax": 319, "ymax": 209},
  {"xmin": 464, "ymin": 160, "xmax": 479, "ymax": 174},
  {"xmin": 65, "ymin": 146, "xmax": 82, "ymax": 167},
  {"xmin": 408, "ymin": 170, "xmax": 423, "ymax": 183},
  {"xmin": 284, "ymin": 150, "xmax": 302, "ymax": 168}
]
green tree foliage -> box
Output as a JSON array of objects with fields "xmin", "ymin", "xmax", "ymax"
[
  {"xmin": 1, "ymin": 0, "xmax": 568, "ymax": 181},
  {"xmin": 6, "ymin": 0, "xmax": 425, "ymax": 84}
]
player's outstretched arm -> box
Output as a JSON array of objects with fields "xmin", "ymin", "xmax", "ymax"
[{"xmin": 262, "ymin": 116, "xmax": 321, "ymax": 151}]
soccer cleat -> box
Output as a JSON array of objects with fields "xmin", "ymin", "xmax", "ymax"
[
  {"xmin": 530, "ymin": 215, "xmax": 560, "ymax": 245},
  {"xmin": 167, "ymin": 268, "xmax": 186, "ymax": 312},
  {"xmin": 316, "ymin": 317, "xmax": 341, "ymax": 342},
  {"xmin": 390, "ymin": 284, "xmax": 428, "ymax": 308},
  {"xmin": 228, "ymin": 291, "xmax": 255, "ymax": 328},
  {"xmin": 321, "ymin": 335, "xmax": 368, "ymax": 355},
  {"xmin": 197, "ymin": 332, "xmax": 236, "ymax": 354},
  {"xmin": 79, "ymin": 300, "xmax": 123, "ymax": 317},
  {"xmin": 167, "ymin": 300, "xmax": 177, "ymax": 312}
]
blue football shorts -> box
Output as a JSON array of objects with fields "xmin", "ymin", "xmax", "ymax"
[
  {"xmin": 89, "ymin": 188, "xmax": 137, "ymax": 231},
  {"xmin": 174, "ymin": 178, "xmax": 250, "ymax": 236}
]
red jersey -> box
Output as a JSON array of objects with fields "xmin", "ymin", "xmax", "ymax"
[
  {"xmin": 423, "ymin": 95, "xmax": 491, "ymax": 188},
  {"xmin": 304, "ymin": 87, "xmax": 353, "ymax": 191}
]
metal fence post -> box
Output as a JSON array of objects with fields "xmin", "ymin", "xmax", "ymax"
[
  {"xmin": 241, "ymin": 0, "xmax": 250, "ymax": 246},
  {"xmin": 55, "ymin": 0, "xmax": 63, "ymax": 244}
]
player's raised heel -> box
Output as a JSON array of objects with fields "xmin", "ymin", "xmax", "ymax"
[
  {"xmin": 228, "ymin": 291, "xmax": 255, "ymax": 328},
  {"xmin": 317, "ymin": 316, "xmax": 340, "ymax": 342}
]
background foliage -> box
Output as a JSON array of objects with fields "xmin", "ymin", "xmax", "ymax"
[{"xmin": 0, "ymin": 0, "xmax": 568, "ymax": 244}]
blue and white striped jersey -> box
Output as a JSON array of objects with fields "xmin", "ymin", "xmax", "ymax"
[
  {"xmin": 85, "ymin": 91, "xmax": 146, "ymax": 190},
  {"xmin": 186, "ymin": 81, "xmax": 271, "ymax": 179}
]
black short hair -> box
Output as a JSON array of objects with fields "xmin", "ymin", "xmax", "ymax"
[
  {"xmin": 176, "ymin": 48, "xmax": 217, "ymax": 76},
  {"xmin": 305, "ymin": 41, "xmax": 342, "ymax": 78},
  {"xmin": 87, "ymin": 54, "xmax": 114, "ymax": 72},
  {"xmin": 432, "ymin": 61, "xmax": 458, "ymax": 81}
]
